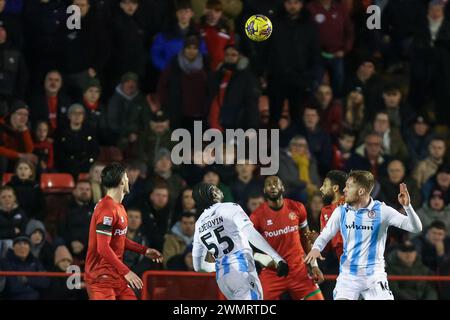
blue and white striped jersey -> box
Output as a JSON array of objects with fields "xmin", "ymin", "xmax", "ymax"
[
  {"xmin": 192, "ymin": 202, "xmax": 255, "ymax": 278},
  {"xmin": 313, "ymin": 198, "xmax": 419, "ymax": 276}
]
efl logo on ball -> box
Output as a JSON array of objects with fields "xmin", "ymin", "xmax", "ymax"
[{"xmin": 245, "ymin": 14, "xmax": 273, "ymax": 42}]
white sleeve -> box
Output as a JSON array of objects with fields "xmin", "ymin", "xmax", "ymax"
[
  {"xmin": 192, "ymin": 231, "xmax": 216, "ymax": 273},
  {"xmin": 312, "ymin": 207, "xmax": 342, "ymax": 252},
  {"xmin": 243, "ymin": 223, "xmax": 284, "ymax": 264},
  {"xmin": 385, "ymin": 204, "xmax": 423, "ymax": 234},
  {"xmin": 231, "ymin": 204, "xmax": 253, "ymax": 230}
]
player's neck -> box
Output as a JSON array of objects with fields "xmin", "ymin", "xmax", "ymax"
[
  {"xmin": 352, "ymin": 196, "xmax": 371, "ymax": 210},
  {"xmin": 268, "ymin": 198, "xmax": 284, "ymax": 211},
  {"xmin": 106, "ymin": 189, "xmax": 124, "ymax": 204},
  {"xmin": 333, "ymin": 193, "xmax": 343, "ymax": 204}
]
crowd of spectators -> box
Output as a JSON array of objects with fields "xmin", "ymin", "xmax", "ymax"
[{"xmin": 0, "ymin": 0, "xmax": 450, "ymax": 300}]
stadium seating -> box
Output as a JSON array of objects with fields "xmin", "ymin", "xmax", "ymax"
[
  {"xmin": 2, "ymin": 173, "xmax": 13, "ymax": 185},
  {"xmin": 40, "ymin": 173, "xmax": 75, "ymax": 193}
]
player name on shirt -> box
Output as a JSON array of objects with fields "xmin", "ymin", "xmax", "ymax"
[{"xmin": 198, "ymin": 216, "xmax": 224, "ymax": 233}]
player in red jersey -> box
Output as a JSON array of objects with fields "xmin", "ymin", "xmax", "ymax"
[
  {"xmin": 318, "ymin": 170, "xmax": 348, "ymax": 260},
  {"xmin": 85, "ymin": 163, "xmax": 163, "ymax": 300},
  {"xmin": 250, "ymin": 176, "xmax": 324, "ymax": 300}
]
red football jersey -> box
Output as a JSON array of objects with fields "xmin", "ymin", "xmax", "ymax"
[
  {"xmin": 320, "ymin": 198, "xmax": 344, "ymax": 259},
  {"xmin": 250, "ymin": 199, "xmax": 308, "ymax": 269},
  {"xmin": 85, "ymin": 196, "xmax": 135, "ymax": 283}
]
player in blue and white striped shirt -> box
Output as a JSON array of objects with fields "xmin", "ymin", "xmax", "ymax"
[{"xmin": 305, "ymin": 170, "xmax": 422, "ymax": 300}]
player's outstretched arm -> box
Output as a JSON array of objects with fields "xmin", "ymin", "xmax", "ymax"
[
  {"xmin": 386, "ymin": 183, "xmax": 422, "ymax": 233},
  {"xmin": 242, "ymin": 224, "xmax": 289, "ymax": 277},
  {"xmin": 124, "ymin": 237, "xmax": 164, "ymax": 263}
]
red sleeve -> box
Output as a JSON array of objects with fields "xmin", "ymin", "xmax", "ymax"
[
  {"xmin": 295, "ymin": 202, "xmax": 308, "ymax": 228},
  {"xmin": 0, "ymin": 146, "xmax": 20, "ymax": 159},
  {"xmin": 320, "ymin": 209, "xmax": 326, "ymax": 231},
  {"xmin": 94, "ymin": 209, "xmax": 130, "ymax": 276},
  {"xmin": 22, "ymin": 130, "xmax": 34, "ymax": 153},
  {"xmin": 125, "ymin": 238, "xmax": 147, "ymax": 255},
  {"xmin": 249, "ymin": 209, "xmax": 260, "ymax": 232}
]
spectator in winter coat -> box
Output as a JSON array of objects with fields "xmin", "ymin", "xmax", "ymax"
[
  {"xmin": 308, "ymin": 0, "xmax": 354, "ymax": 97},
  {"xmin": 417, "ymin": 189, "xmax": 450, "ymax": 232},
  {"xmin": 33, "ymin": 121, "xmax": 54, "ymax": 172},
  {"xmin": 163, "ymin": 211, "xmax": 196, "ymax": 269},
  {"xmin": 404, "ymin": 114, "xmax": 435, "ymax": 167},
  {"xmin": 151, "ymin": 0, "xmax": 207, "ymax": 72},
  {"xmin": 0, "ymin": 0, "xmax": 24, "ymax": 50},
  {"xmin": 265, "ymin": 0, "xmax": 321, "ymax": 123},
  {"xmin": 314, "ymin": 84, "xmax": 343, "ymax": 139},
  {"xmin": 0, "ymin": 185, "xmax": 27, "ymax": 244},
  {"xmin": 412, "ymin": 137, "xmax": 447, "ymax": 188},
  {"xmin": 0, "ymin": 236, "xmax": 50, "ymax": 299},
  {"xmin": 104, "ymin": 72, "xmax": 150, "ymax": 147},
  {"xmin": 331, "ymin": 129, "xmax": 355, "ymax": 171},
  {"xmin": 386, "ymin": 241, "xmax": 438, "ymax": 300},
  {"xmin": 0, "ymin": 26, "xmax": 28, "ymax": 109},
  {"xmin": 422, "ymin": 164, "xmax": 450, "ymax": 205},
  {"xmin": 80, "ymin": 78, "xmax": 106, "ymax": 139},
  {"xmin": 208, "ymin": 44, "xmax": 259, "ymax": 131},
  {"xmin": 57, "ymin": 180, "xmax": 94, "ymax": 264},
  {"xmin": 29, "ymin": 70, "xmax": 72, "ymax": 132},
  {"xmin": 43, "ymin": 245, "xmax": 87, "ymax": 300},
  {"xmin": 7, "ymin": 159, "xmax": 45, "ymax": 220},
  {"xmin": 157, "ymin": 35, "xmax": 212, "ymax": 130},
  {"xmin": 200, "ymin": 0, "xmax": 234, "ymax": 70},
  {"xmin": 231, "ymin": 161, "xmax": 263, "ymax": 209},
  {"xmin": 25, "ymin": 219, "xmax": 54, "ymax": 271},
  {"xmin": 0, "ymin": 101, "xmax": 36, "ymax": 172},
  {"xmin": 55, "ymin": 103, "xmax": 99, "ymax": 178}
]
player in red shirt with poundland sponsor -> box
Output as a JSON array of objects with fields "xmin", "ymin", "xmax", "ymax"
[
  {"xmin": 250, "ymin": 176, "xmax": 324, "ymax": 300},
  {"xmin": 319, "ymin": 170, "xmax": 347, "ymax": 260},
  {"xmin": 85, "ymin": 163, "xmax": 163, "ymax": 300}
]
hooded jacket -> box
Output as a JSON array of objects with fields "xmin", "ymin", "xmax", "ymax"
[
  {"xmin": 25, "ymin": 219, "xmax": 54, "ymax": 271},
  {"xmin": 0, "ymin": 248, "xmax": 50, "ymax": 300}
]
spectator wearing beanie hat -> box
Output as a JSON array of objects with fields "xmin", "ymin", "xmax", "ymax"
[
  {"xmin": 157, "ymin": 34, "xmax": 212, "ymax": 131},
  {"xmin": 43, "ymin": 245, "xmax": 88, "ymax": 300},
  {"xmin": 54, "ymin": 103, "xmax": 100, "ymax": 178},
  {"xmin": 404, "ymin": 114, "xmax": 435, "ymax": 167},
  {"xmin": 417, "ymin": 189, "xmax": 450, "ymax": 231},
  {"xmin": 0, "ymin": 100, "xmax": 36, "ymax": 172},
  {"xmin": 81, "ymin": 77, "xmax": 107, "ymax": 138},
  {"xmin": 422, "ymin": 164, "xmax": 450, "ymax": 205}
]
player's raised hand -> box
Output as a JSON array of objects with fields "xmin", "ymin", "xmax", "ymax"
[
  {"xmin": 276, "ymin": 260, "xmax": 289, "ymax": 277},
  {"xmin": 124, "ymin": 271, "xmax": 143, "ymax": 290},
  {"xmin": 398, "ymin": 183, "xmax": 410, "ymax": 207},
  {"xmin": 304, "ymin": 248, "xmax": 324, "ymax": 265},
  {"xmin": 145, "ymin": 248, "xmax": 163, "ymax": 263}
]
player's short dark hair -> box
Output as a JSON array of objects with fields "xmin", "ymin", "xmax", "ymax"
[
  {"xmin": 192, "ymin": 182, "xmax": 215, "ymax": 212},
  {"xmin": 348, "ymin": 170, "xmax": 375, "ymax": 194},
  {"xmin": 101, "ymin": 162, "xmax": 126, "ymax": 189},
  {"xmin": 325, "ymin": 170, "xmax": 348, "ymax": 194},
  {"xmin": 428, "ymin": 220, "xmax": 446, "ymax": 232}
]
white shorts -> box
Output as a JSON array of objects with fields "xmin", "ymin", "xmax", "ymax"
[
  {"xmin": 217, "ymin": 270, "xmax": 263, "ymax": 300},
  {"xmin": 333, "ymin": 273, "xmax": 394, "ymax": 300}
]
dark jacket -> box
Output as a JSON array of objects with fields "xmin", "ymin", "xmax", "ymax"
[
  {"xmin": 405, "ymin": 129, "xmax": 434, "ymax": 166},
  {"xmin": 137, "ymin": 128, "xmax": 175, "ymax": 168},
  {"xmin": 7, "ymin": 176, "xmax": 45, "ymax": 221},
  {"xmin": 158, "ymin": 55, "xmax": 212, "ymax": 129},
  {"xmin": 56, "ymin": 5, "xmax": 110, "ymax": 74},
  {"xmin": 265, "ymin": 6, "xmax": 321, "ymax": 89},
  {"xmin": 0, "ymin": 249, "xmax": 50, "ymax": 300},
  {"xmin": 0, "ymin": 11, "xmax": 24, "ymax": 50},
  {"xmin": 210, "ymin": 58, "xmax": 259, "ymax": 129},
  {"xmin": 0, "ymin": 42, "xmax": 28, "ymax": 100},
  {"xmin": 55, "ymin": 124, "xmax": 100, "ymax": 177},
  {"xmin": 0, "ymin": 206, "xmax": 27, "ymax": 240},
  {"xmin": 413, "ymin": 235, "xmax": 450, "ymax": 272},
  {"xmin": 28, "ymin": 90, "xmax": 72, "ymax": 130},
  {"xmin": 111, "ymin": 7, "xmax": 153, "ymax": 79},
  {"xmin": 140, "ymin": 200, "xmax": 173, "ymax": 252},
  {"xmin": 379, "ymin": 176, "xmax": 421, "ymax": 210},
  {"xmin": 299, "ymin": 125, "xmax": 332, "ymax": 177},
  {"xmin": 231, "ymin": 178, "xmax": 264, "ymax": 210},
  {"xmin": 386, "ymin": 250, "xmax": 438, "ymax": 300},
  {"xmin": 25, "ymin": 219, "xmax": 54, "ymax": 271},
  {"xmin": 58, "ymin": 199, "xmax": 95, "ymax": 249}
]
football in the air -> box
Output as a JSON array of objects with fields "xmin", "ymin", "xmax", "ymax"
[{"xmin": 244, "ymin": 14, "xmax": 273, "ymax": 42}]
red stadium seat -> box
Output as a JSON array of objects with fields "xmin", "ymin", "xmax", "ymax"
[
  {"xmin": 40, "ymin": 173, "xmax": 75, "ymax": 193},
  {"xmin": 2, "ymin": 173, "xmax": 13, "ymax": 185}
]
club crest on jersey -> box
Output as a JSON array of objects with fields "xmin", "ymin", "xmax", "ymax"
[
  {"xmin": 368, "ymin": 210, "xmax": 376, "ymax": 219},
  {"xmin": 103, "ymin": 216, "xmax": 113, "ymax": 226},
  {"xmin": 267, "ymin": 219, "xmax": 273, "ymax": 226},
  {"xmin": 288, "ymin": 212, "xmax": 296, "ymax": 221}
]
